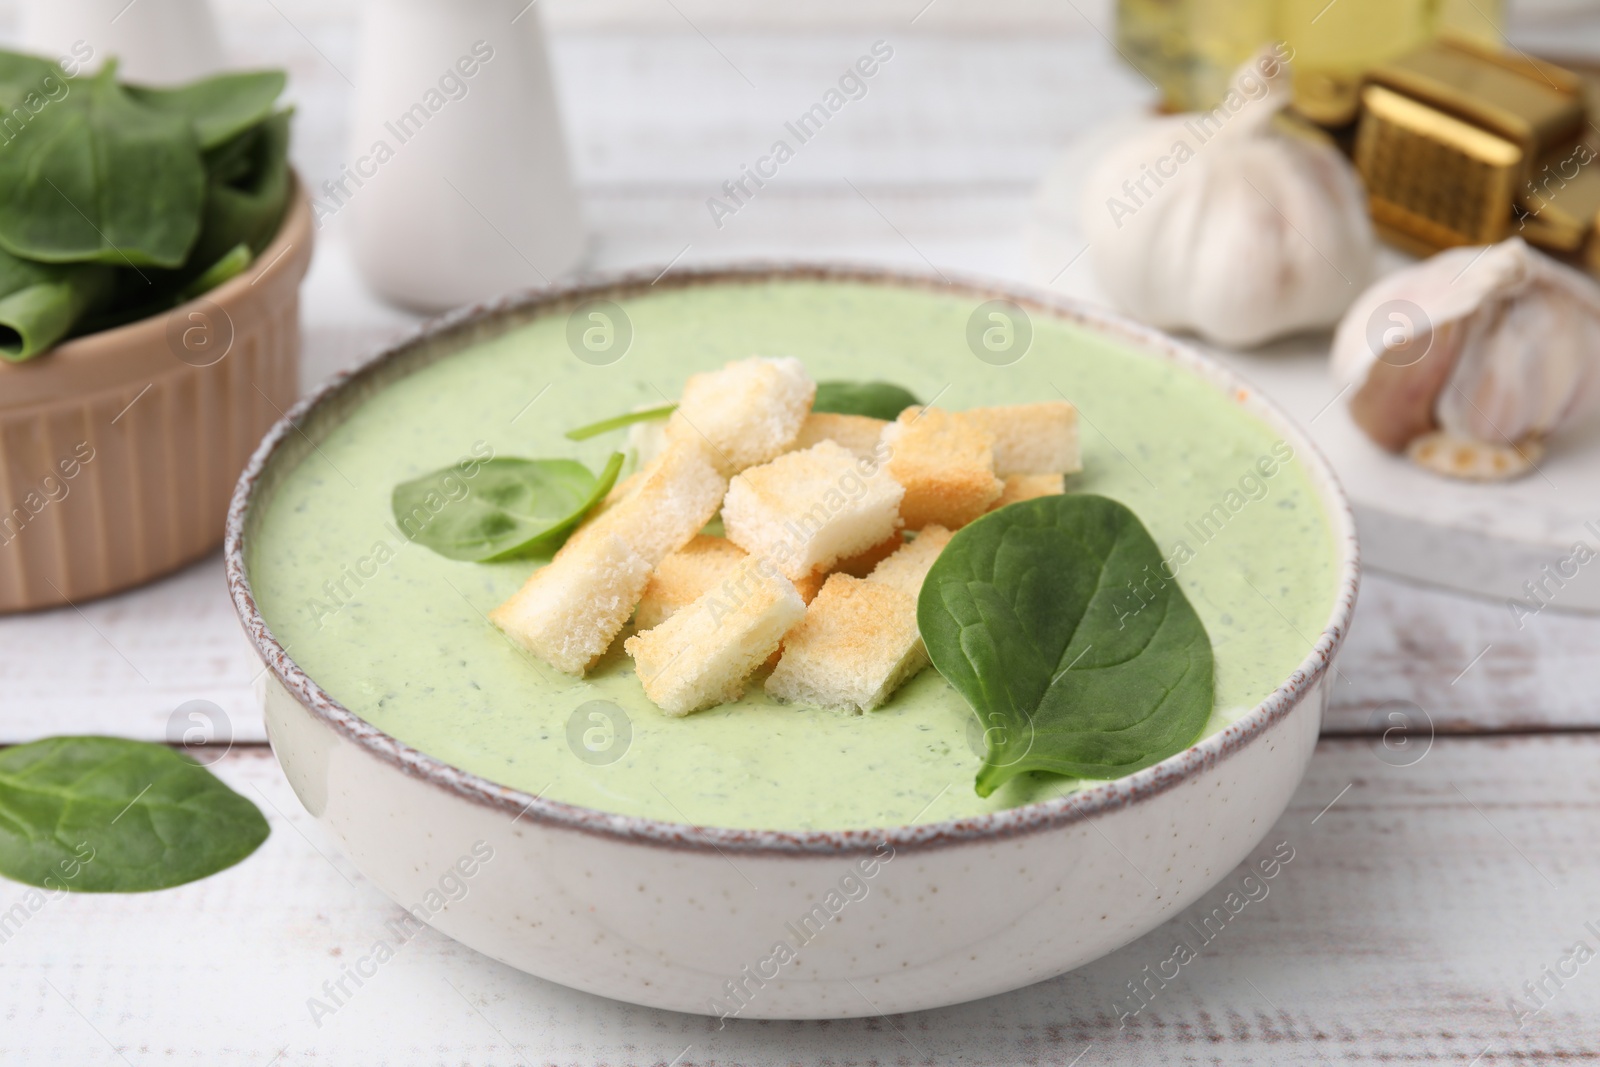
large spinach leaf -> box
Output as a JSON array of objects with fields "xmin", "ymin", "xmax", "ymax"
[
  {"xmin": 0, "ymin": 63, "xmax": 207, "ymax": 268},
  {"xmin": 918, "ymin": 494, "xmax": 1214, "ymax": 795},
  {"xmin": 394, "ymin": 453, "xmax": 625, "ymax": 562},
  {"xmin": 0, "ymin": 736, "xmax": 269, "ymax": 892},
  {"xmin": 126, "ymin": 70, "xmax": 287, "ymax": 150}
]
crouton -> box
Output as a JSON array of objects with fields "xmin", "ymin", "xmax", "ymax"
[
  {"xmin": 765, "ymin": 574, "xmax": 926, "ymax": 713},
  {"xmin": 488, "ymin": 531, "xmax": 653, "ymax": 675},
  {"xmin": 866, "ymin": 525, "xmax": 952, "ymax": 599},
  {"xmin": 960, "ymin": 401, "xmax": 1081, "ymax": 475},
  {"xmin": 625, "ymin": 561, "xmax": 807, "ymax": 715},
  {"xmin": 722, "ymin": 440, "xmax": 905, "ymax": 582},
  {"xmin": 492, "ymin": 439, "xmax": 726, "ymax": 674},
  {"xmin": 636, "ymin": 535, "xmax": 827, "ymax": 631},
  {"xmin": 634, "ymin": 535, "xmax": 746, "ymax": 632},
  {"xmin": 832, "ymin": 531, "xmax": 905, "ymax": 578},
  {"xmin": 566, "ymin": 439, "xmax": 727, "ymax": 565},
  {"xmin": 990, "ymin": 472, "xmax": 1065, "ymax": 510},
  {"xmin": 663, "ymin": 357, "xmax": 815, "ymax": 474},
  {"xmin": 791, "ymin": 412, "xmax": 888, "ymax": 460},
  {"xmin": 882, "ymin": 407, "xmax": 1003, "ymax": 530}
]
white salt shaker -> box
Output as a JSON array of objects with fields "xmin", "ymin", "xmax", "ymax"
[
  {"xmin": 20, "ymin": 0, "xmax": 227, "ymax": 84},
  {"xmin": 344, "ymin": 0, "xmax": 586, "ymax": 311}
]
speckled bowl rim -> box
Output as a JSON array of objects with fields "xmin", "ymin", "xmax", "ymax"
[{"xmin": 226, "ymin": 262, "xmax": 1360, "ymax": 857}]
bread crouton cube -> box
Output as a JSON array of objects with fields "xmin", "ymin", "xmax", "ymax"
[
  {"xmin": 960, "ymin": 401, "xmax": 1081, "ymax": 475},
  {"xmin": 625, "ymin": 561, "xmax": 807, "ymax": 715},
  {"xmin": 990, "ymin": 473, "xmax": 1065, "ymax": 510},
  {"xmin": 867, "ymin": 525, "xmax": 952, "ymax": 599},
  {"xmin": 722, "ymin": 440, "xmax": 904, "ymax": 582},
  {"xmin": 634, "ymin": 535, "xmax": 747, "ymax": 632},
  {"xmin": 664, "ymin": 357, "xmax": 815, "ymax": 474},
  {"xmin": 765, "ymin": 574, "xmax": 926, "ymax": 713},
  {"xmin": 488, "ymin": 531, "xmax": 653, "ymax": 675},
  {"xmin": 832, "ymin": 531, "xmax": 905, "ymax": 578},
  {"xmin": 791, "ymin": 412, "xmax": 888, "ymax": 460},
  {"xmin": 882, "ymin": 407, "xmax": 1003, "ymax": 530},
  {"xmin": 493, "ymin": 440, "xmax": 726, "ymax": 674},
  {"xmin": 635, "ymin": 535, "xmax": 827, "ymax": 632}
]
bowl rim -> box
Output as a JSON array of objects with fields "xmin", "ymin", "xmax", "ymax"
[{"xmin": 225, "ymin": 262, "xmax": 1360, "ymax": 856}]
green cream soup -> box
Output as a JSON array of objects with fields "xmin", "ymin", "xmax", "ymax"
[{"xmin": 250, "ymin": 279, "xmax": 1339, "ymax": 831}]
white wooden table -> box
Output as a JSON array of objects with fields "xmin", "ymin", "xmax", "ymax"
[{"xmin": 2, "ymin": 1, "xmax": 1599, "ymax": 1063}]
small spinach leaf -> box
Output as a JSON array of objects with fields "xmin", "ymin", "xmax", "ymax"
[
  {"xmin": 0, "ymin": 63, "xmax": 206, "ymax": 268},
  {"xmin": 813, "ymin": 380, "xmax": 919, "ymax": 420},
  {"xmin": 179, "ymin": 242, "xmax": 252, "ymax": 302},
  {"xmin": 394, "ymin": 452, "xmax": 624, "ymax": 562},
  {"xmin": 918, "ymin": 494, "xmax": 1214, "ymax": 796},
  {"xmin": 0, "ymin": 736, "xmax": 269, "ymax": 892},
  {"xmin": 566, "ymin": 404, "xmax": 677, "ymax": 441},
  {"xmin": 126, "ymin": 70, "xmax": 287, "ymax": 150}
]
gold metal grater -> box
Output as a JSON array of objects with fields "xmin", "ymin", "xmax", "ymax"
[{"xmin": 1353, "ymin": 36, "xmax": 1586, "ymax": 253}]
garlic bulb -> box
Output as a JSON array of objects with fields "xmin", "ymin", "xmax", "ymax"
[
  {"xmin": 1080, "ymin": 48, "xmax": 1375, "ymax": 348},
  {"xmin": 1331, "ymin": 237, "xmax": 1600, "ymax": 481}
]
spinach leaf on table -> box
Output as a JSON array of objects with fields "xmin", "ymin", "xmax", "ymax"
[
  {"xmin": 918, "ymin": 494, "xmax": 1214, "ymax": 796},
  {"xmin": 813, "ymin": 380, "xmax": 920, "ymax": 420},
  {"xmin": 394, "ymin": 453, "xmax": 625, "ymax": 562},
  {"xmin": 0, "ymin": 736, "xmax": 269, "ymax": 892},
  {"xmin": 126, "ymin": 70, "xmax": 287, "ymax": 150},
  {"xmin": 0, "ymin": 63, "xmax": 206, "ymax": 269}
]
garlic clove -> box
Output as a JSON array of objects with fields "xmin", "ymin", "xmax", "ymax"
[{"xmin": 1331, "ymin": 237, "xmax": 1600, "ymax": 473}]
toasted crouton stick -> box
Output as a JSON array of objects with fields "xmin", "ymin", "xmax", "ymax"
[
  {"xmin": 959, "ymin": 401, "xmax": 1081, "ymax": 476},
  {"xmin": 765, "ymin": 575, "xmax": 922, "ymax": 713},
  {"xmin": 663, "ymin": 356, "xmax": 815, "ymax": 474},
  {"xmin": 722, "ymin": 440, "xmax": 904, "ymax": 582},
  {"xmin": 487, "ymin": 532, "xmax": 653, "ymax": 676},
  {"xmin": 491, "ymin": 439, "xmax": 726, "ymax": 674},
  {"xmin": 766, "ymin": 526, "xmax": 953, "ymax": 712},
  {"xmin": 881, "ymin": 407, "xmax": 1003, "ymax": 530},
  {"xmin": 626, "ymin": 559, "xmax": 807, "ymax": 716}
]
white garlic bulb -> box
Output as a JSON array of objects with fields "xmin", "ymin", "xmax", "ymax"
[
  {"xmin": 1331, "ymin": 237, "xmax": 1600, "ymax": 481},
  {"xmin": 1080, "ymin": 48, "xmax": 1375, "ymax": 348}
]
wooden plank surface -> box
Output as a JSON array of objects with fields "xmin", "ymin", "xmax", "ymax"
[
  {"xmin": 2, "ymin": 737, "xmax": 1597, "ymax": 1065},
  {"xmin": 2, "ymin": 4, "xmax": 1599, "ymax": 1063}
]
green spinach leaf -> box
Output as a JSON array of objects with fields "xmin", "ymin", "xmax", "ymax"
[
  {"xmin": 0, "ymin": 247, "xmax": 112, "ymax": 360},
  {"xmin": 0, "ymin": 63, "xmax": 206, "ymax": 268},
  {"xmin": 126, "ymin": 70, "xmax": 287, "ymax": 150},
  {"xmin": 194, "ymin": 107, "xmax": 293, "ymax": 263},
  {"xmin": 0, "ymin": 736, "xmax": 269, "ymax": 892},
  {"xmin": 918, "ymin": 494, "xmax": 1214, "ymax": 795},
  {"xmin": 179, "ymin": 242, "xmax": 252, "ymax": 301},
  {"xmin": 394, "ymin": 452, "xmax": 624, "ymax": 562},
  {"xmin": 813, "ymin": 380, "xmax": 919, "ymax": 420},
  {"xmin": 566, "ymin": 403, "xmax": 677, "ymax": 441}
]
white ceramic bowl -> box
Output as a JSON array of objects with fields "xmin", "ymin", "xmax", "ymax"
[{"xmin": 227, "ymin": 265, "xmax": 1359, "ymax": 1020}]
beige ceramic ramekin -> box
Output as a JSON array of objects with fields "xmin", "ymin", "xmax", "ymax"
[{"xmin": 0, "ymin": 180, "xmax": 312, "ymax": 614}]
